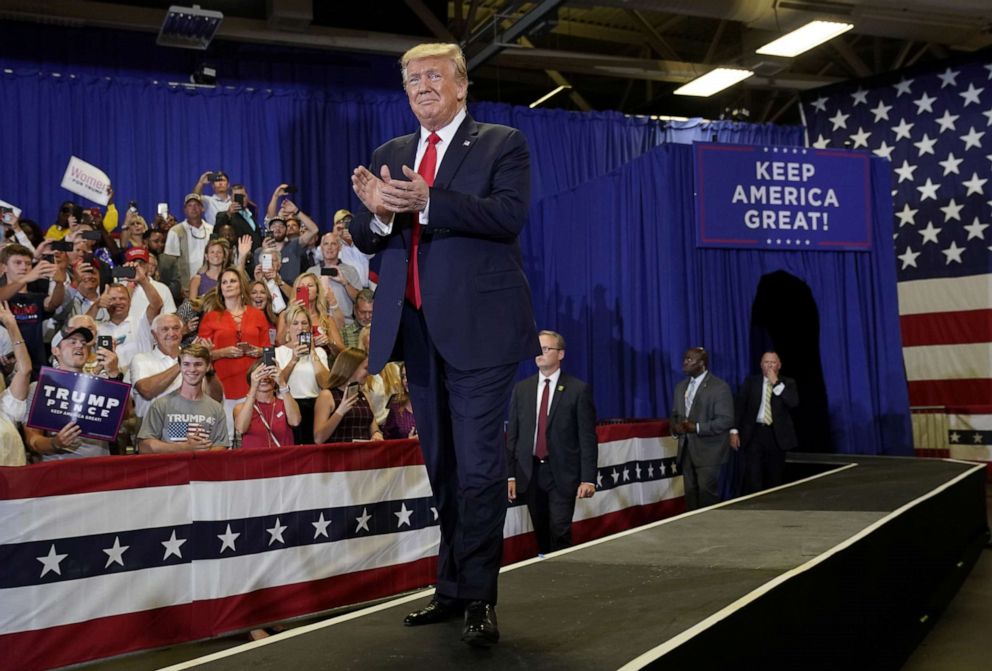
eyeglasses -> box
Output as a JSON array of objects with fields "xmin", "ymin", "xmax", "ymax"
[
  {"xmin": 540, "ymin": 346, "xmax": 562, "ymax": 353},
  {"xmin": 405, "ymin": 71, "xmax": 444, "ymax": 89}
]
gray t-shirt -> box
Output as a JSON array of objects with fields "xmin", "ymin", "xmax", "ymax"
[
  {"xmin": 138, "ymin": 389, "xmax": 230, "ymax": 449},
  {"xmin": 256, "ymin": 239, "xmax": 304, "ymax": 285}
]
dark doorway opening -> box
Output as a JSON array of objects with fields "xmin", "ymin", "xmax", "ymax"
[{"xmin": 749, "ymin": 271, "xmax": 832, "ymax": 453}]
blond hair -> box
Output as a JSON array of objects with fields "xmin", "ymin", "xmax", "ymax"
[{"xmin": 400, "ymin": 43, "xmax": 467, "ymax": 85}]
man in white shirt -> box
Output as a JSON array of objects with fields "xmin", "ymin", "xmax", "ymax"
[
  {"xmin": 91, "ymin": 266, "xmax": 162, "ymax": 374},
  {"xmin": 122, "ymin": 248, "xmax": 176, "ymax": 316},
  {"xmin": 191, "ymin": 170, "xmax": 232, "ymax": 225},
  {"xmin": 128, "ymin": 313, "xmax": 183, "ymax": 418},
  {"xmin": 162, "ymin": 194, "xmax": 213, "ymax": 293}
]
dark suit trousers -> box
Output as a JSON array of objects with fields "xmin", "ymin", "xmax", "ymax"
[
  {"xmin": 525, "ymin": 459, "xmax": 576, "ymax": 555},
  {"xmin": 401, "ymin": 303, "xmax": 516, "ymax": 605},
  {"xmin": 680, "ymin": 445, "xmax": 722, "ymax": 510},
  {"xmin": 742, "ymin": 424, "xmax": 785, "ymax": 494}
]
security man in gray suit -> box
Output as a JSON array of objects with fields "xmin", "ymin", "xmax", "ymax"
[
  {"xmin": 670, "ymin": 347, "xmax": 734, "ymax": 510},
  {"xmin": 507, "ymin": 330, "xmax": 597, "ymax": 554}
]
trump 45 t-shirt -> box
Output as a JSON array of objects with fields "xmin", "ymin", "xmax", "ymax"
[{"xmin": 137, "ymin": 389, "xmax": 230, "ymax": 449}]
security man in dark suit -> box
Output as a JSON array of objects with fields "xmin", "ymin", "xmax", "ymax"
[
  {"xmin": 507, "ymin": 330, "xmax": 598, "ymax": 555},
  {"xmin": 730, "ymin": 351, "xmax": 799, "ymax": 493}
]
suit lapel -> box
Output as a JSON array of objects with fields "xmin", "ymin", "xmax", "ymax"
[{"xmin": 432, "ymin": 115, "xmax": 478, "ymax": 189}]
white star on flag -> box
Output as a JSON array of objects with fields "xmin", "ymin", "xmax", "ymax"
[
  {"xmin": 913, "ymin": 134, "xmax": 937, "ymax": 156},
  {"xmin": 659, "ymin": 461, "xmax": 667, "ymax": 475},
  {"xmin": 916, "ymin": 178, "xmax": 940, "ymax": 201},
  {"xmin": 894, "ymin": 160, "xmax": 917, "ymax": 183},
  {"xmin": 873, "ymin": 141, "xmax": 895, "ymax": 160},
  {"xmin": 918, "ymin": 221, "xmax": 942, "ymax": 244},
  {"xmin": 959, "ymin": 83, "xmax": 984, "ymax": 106},
  {"xmin": 102, "ymin": 536, "xmax": 130, "ymax": 568},
  {"xmin": 610, "ymin": 468, "xmax": 620, "ymax": 484},
  {"xmin": 962, "ymin": 172, "xmax": 988, "ymax": 195},
  {"xmin": 622, "ymin": 467, "xmax": 630, "ymax": 481},
  {"xmin": 914, "ymin": 92, "xmax": 937, "ymax": 114},
  {"xmin": 850, "ymin": 127, "xmax": 871, "ymax": 148},
  {"xmin": 982, "ymin": 108, "xmax": 992, "ymax": 126},
  {"xmin": 355, "ymin": 507, "xmax": 372, "ymax": 533},
  {"xmin": 811, "ymin": 96, "xmax": 827, "ymax": 112},
  {"xmin": 898, "ymin": 246, "xmax": 921, "ymax": 269},
  {"xmin": 894, "ymin": 78, "xmax": 914, "ymax": 96},
  {"xmin": 218, "ymin": 524, "xmax": 240, "ymax": 553},
  {"xmin": 596, "ymin": 472, "xmax": 603, "ymax": 488},
  {"xmin": 829, "ymin": 109, "xmax": 850, "ymax": 130},
  {"xmin": 935, "ymin": 110, "xmax": 959, "ymax": 133},
  {"xmin": 647, "ymin": 464, "xmax": 654, "ymax": 478},
  {"xmin": 960, "ymin": 126, "xmax": 985, "ymax": 149},
  {"xmin": 938, "ymin": 152, "xmax": 963, "ymax": 175},
  {"xmin": 37, "ymin": 544, "xmax": 68, "ymax": 578},
  {"xmin": 870, "ymin": 100, "xmax": 892, "ymax": 122},
  {"xmin": 964, "ymin": 217, "xmax": 989, "ymax": 240},
  {"xmin": 634, "ymin": 463, "xmax": 642, "ymax": 480},
  {"xmin": 895, "ymin": 203, "xmax": 918, "ymax": 227},
  {"xmin": 162, "ymin": 530, "xmax": 187, "ymax": 559},
  {"xmin": 812, "ymin": 134, "xmax": 830, "ymax": 148},
  {"xmin": 892, "ymin": 118, "xmax": 915, "ymax": 140},
  {"xmin": 937, "ymin": 68, "xmax": 959, "ymax": 88},
  {"xmin": 942, "ymin": 241, "xmax": 965, "ymax": 264},
  {"xmin": 939, "ymin": 198, "xmax": 964, "ymax": 222},
  {"xmin": 973, "ymin": 433, "xmax": 984, "ymax": 444},
  {"xmin": 394, "ymin": 503, "xmax": 413, "ymax": 528},
  {"xmin": 312, "ymin": 512, "xmax": 331, "ymax": 538},
  {"xmin": 950, "ymin": 432, "xmax": 961, "ymax": 443},
  {"xmin": 851, "ymin": 88, "xmax": 869, "ymax": 105},
  {"xmin": 267, "ymin": 518, "xmax": 287, "ymax": 545}
]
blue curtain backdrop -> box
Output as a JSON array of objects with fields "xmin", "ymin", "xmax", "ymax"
[{"xmin": 529, "ymin": 143, "xmax": 911, "ymax": 455}]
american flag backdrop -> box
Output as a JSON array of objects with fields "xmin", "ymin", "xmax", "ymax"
[
  {"xmin": 0, "ymin": 426, "xmax": 682, "ymax": 670},
  {"xmin": 801, "ymin": 57, "xmax": 992, "ymax": 463}
]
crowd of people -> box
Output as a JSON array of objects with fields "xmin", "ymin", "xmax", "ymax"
[{"xmin": 0, "ymin": 175, "xmax": 416, "ymax": 466}]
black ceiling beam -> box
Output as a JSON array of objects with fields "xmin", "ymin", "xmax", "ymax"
[{"xmin": 465, "ymin": 0, "xmax": 563, "ymax": 72}]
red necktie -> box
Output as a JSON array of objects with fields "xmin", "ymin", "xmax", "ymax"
[
  {"xmin": 535, "ymin": 379, "xmax": 551, "ymax": 460},
  {"xmin": 405, "ymin": 132, "xmax": 440, "ymax": 308}
]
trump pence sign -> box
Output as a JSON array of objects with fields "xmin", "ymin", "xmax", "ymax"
[
  {"xmin": 28, "ymin": 367, "xmax": 131, "ymax": 442},
  {"xmin": 694, "ymin": 144, "xmax": 872, "ymax": 251}
]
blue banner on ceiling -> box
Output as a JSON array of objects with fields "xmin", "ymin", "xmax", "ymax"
[{"xmin": 694, "ymin": 143, "xmax": 872, "ymax": 251}]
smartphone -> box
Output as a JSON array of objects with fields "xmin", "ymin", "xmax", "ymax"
[
  {"xmin": 42, "ymin": 254, "xmax": 55, "ymax": 263},
  {"xmin": 207, "ymin": 172, "xmax": 219, "ymax": 182},
  {"xmin": 157, "ymin": 203, "xmax": 169, "ymax": 217},
  {"xmin": 81, "ymin": 230, "xmax": 103, "ymax": 241},
  {"xmin": 82, "ymin": 252, "xmax": 94, "ymax": 264},
  {"xmin": 298, "ymin": 332, "xmax": 312, "ymax": 347},
  {"xmin": 284, "ymin": 185, "xmax": 298, "ymax": 194},
  {"xmin": 345, "ymin": 382, "xmax": 360, "ymax": 400},
  {"xmin": 97, "ymin": 335, "xmax": 114, "ymax": 351},
  {"xmin": 260, "ymin": 253, "xmax": 273, "ymax": 271},
  {"xmin": 295, "ymin": 285, "xmax": 309, "ymax": 305},
  {"xmin": 320, "ymin": 266, "xmax": 339, "ymax": 277},
  {"xmin": 50, "ymin": 240, "xmax": 74, "ymax": 252},
  {"xmin": 128, "ymin": 200, "xmax": 139, "ymax": 214},
  {"xmin": 234, "ymin": 193, "xmax": 245, "ymax": 207},
  {"xmin": 112, "ymin": 266, "xmax": 136, "ymax": 279},
  {"xmin": 262, "ymin": 347, "xmax": 275, "ymax": 366}
]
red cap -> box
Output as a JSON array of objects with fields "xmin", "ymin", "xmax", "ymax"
[{"xmin": 124, "ymin": 247, "xmax": 150, "ymax": 263}]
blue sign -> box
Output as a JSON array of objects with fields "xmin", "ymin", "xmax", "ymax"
[
  {"xmin": 28, "ymin": 367, "xmax": 132, "ymax": 442},
  {"xmin": 694, "ymin": 144, "xmax": 872, "ymax": 251}
]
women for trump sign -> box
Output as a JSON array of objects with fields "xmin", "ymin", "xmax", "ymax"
[{"xmin": 694, "ymin": 144, "xmax": 872, "ymax": 251}]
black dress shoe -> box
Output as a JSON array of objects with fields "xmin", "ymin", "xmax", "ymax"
[
  {"xmin": 403, "ymin": 598, "xmax": 460, "ymax": 626},
  {"xmin": 461, "ymin": 600, "xmax": 499, "ymax": 647}
]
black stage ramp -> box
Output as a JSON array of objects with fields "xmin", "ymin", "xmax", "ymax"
[{"xmin": 162, "ymin": 455, "xmax": 989, "ymax": 671}]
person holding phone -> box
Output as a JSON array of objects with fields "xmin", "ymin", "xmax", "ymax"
[
  {"xmin": 249, "ymin": 280, "xmax": 279, "ymax": 344},
  {"xmin": 192, "ymin": 170, "xmax": 231, "ymax": 225},
  {"xmin": 0, "ymin": 244, "xmax": 68, "ymax": 377},
  {"xmin": 275, "ymin": 305, "xmax": 330, "ymax": 444},
  {"xmin": 312, "ymin": 347, "xmax": 382, "ymax": 444},
  {"xmin": 305, "ymin": 233, "xmax": 362, "ymax": 325},
  {"xmin": 0, "ymin": 301, "xmax": 35, "ymax": 465},
  {"xmin": 197, "ymin": 268, "xmax": 272, "ymax": 437},
  {"xmin": 233, "ymin": 360, "xmax": 300, "ymax": 449},
  {"xmin": 215, "ymin": 184, "xmax": 262, "ymax": 267},
  {"xmin": 276, "ymin": 273, "xmax": 343, "ymax": 352}
]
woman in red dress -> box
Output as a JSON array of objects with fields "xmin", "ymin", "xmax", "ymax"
[{"xmin": 198, "ymin": 268, "xmax": 272, "ymax": 437}]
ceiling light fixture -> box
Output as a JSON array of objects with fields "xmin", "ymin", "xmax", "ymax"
[
  {"xmin": 756, "ymin": 20, "xmax": 854, "ymax": 58},
  {"xmin": 674, "ymin": 68, "xmax": 754, "ymax": 97},
  {"xmin": 529, "ymin": 84, "xmax": 571, "ymax": 109},
  {"xmin": 157, "ymin": 5, "xmax": 224, "ymax": 50}
]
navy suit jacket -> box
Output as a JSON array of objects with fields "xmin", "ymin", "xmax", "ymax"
[
  {"xmin": 506, "ymin": 373, "xmax": 599, "ymax": 498},
  {"xmin": 735, "ymin": 375, "xmax": 799, "ymax": 451},
  {"xmin": 351, "ymin": 114, "xmax": 540, "ymax": 372}
]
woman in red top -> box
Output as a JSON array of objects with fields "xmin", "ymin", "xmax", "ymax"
[
  {"xmin": 198, "ymin": 268, "xmax": 272, "ymax": 437},
  {"xmin": 234, "ymin": 361, "xmax": 300, "ymax": 448}
]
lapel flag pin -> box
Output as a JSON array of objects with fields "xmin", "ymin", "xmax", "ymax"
[{"xmin": 463, "ymin": 140, "xmax": 471, "ymax": 146}]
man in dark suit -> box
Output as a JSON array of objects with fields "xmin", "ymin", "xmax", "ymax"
[
  {"xmin": 214, "ymin": 184, "xmax": 262, "ymax": 272},
  {"xmin": 350, "ymin": 42, "xmax": 539, "ymax": 647},
  {"xmin": 506, "ymin": 330, "xmax": 597, "ymax": 555},
  {"xmin": 730, "ymin": 351, "xmax": 799, "ymax": 493},
  {"xmin": 670, "ymin": 347, "xmax": 734, "ymax": 510}
]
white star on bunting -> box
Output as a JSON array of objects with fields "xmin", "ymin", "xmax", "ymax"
[
  {"xmin": 312, "ymin": 512, "xmax": 331, "ymax": 538},
  {"xmin": 162, "ymin": 530, "xmax": 186, "ymax": 560},
  {"xmin": 37, "ymin": 544, "xmax": 68, "ymax": 578},
  {"xmin": 267, "ymin": 517, "xmax": 287, "ymax": 545},
  {"xmin": 394, "ymin": 503, "xmax": 413, "ymax": 528},
  {"xmin": 218, "ymin": 524, "xmax": 240, "ymax": 553},
  {"xmin": 355, "ymin": 507, "xmax": 372, "ymax": 533},
  {"xmin": 102, "ymin": 536, "xmax": 130, "ymax": 568}
]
